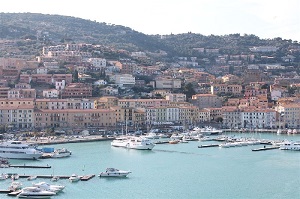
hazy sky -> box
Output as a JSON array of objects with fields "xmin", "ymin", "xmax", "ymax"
[{"xmin": 1, "ymin": 0, "xmax": 299, "ymax": 41}]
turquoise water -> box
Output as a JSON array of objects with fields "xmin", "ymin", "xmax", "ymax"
[{"xmin": 1, "ymin": 133, "xmax": 299, "ymax": 199}]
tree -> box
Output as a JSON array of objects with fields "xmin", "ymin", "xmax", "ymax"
[
  {"xmin": 73, "ymin": 70, "xmax": 79, "ymax": 82},
  {"xmin": 183, "ymin": 83, "xmax": 196, "ymax": 100}
]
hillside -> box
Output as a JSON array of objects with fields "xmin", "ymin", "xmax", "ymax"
[{"xmin": 0, "ymin": 13, "xmax": 299, "ymax": 58}]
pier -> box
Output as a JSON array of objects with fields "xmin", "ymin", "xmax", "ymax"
[
  {"xmin": 252, "ymin": 146, "xmax": 280, "ymax": 151},
  {"xmin": 198, "ymin": 144, "xmax": 219, "ymax": 148},
  {"xmin": 9, "ymin": 165, "xmax": 51, "ymax": 169},
  {"xmin": 80, "ymin": 174, "xmax": 95, "ymax": 181}
]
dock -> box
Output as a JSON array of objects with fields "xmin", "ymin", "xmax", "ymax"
[
  {"xmin": 80, "ymin": 174, "xmax": 95, "ymax": 181},
  {"xmin": 198, "ymin": 144, "xmax": 219, "ymax": 148},
  {"xmin": 252, "ymin": 146, "xmax": 280, "ymax": 151},
  {"xmin": 0, "ymin": 190, "xmax": 12, "ymax": 194},
  {"xmin": 9, "ymin": 165, "xmax": 51, "ymax": 169},
  {"xmin": 19, "ymin": 175, "xmax": 70, "ymax": 179},
  {"xmin": 7, "ymin": 190, "xmax": 21, "ymax": 196},
  {"xmin": 154, "ymin": 141, "xmax": 169, "ymax": 144}
]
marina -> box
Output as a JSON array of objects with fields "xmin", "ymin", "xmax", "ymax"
[{"xmin": 0, "ymin": 132, "xmax": 298, "ymax": 198}]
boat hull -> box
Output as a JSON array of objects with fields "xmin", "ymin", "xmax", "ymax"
[{"xmin": 0, "ymin": 153, "xmax": 42, "ymax": 160}]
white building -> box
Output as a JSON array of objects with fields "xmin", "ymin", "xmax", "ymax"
[
  {"xmin": 56, "ymin": 80, "xmax": 65, "ymax": 91},
  {"xmin": 36, "ymin": 67, "xmax": 48, "ymax": 74},
  {"xmin": 165, "ymin": 93, "xmax": 186, "ymax": 102},
  {"xmin": 166, "ymin": 107, "xmax": 180, "ymax": 122},
  {"xmin": 87, "ymin": 58, "xmax": 106, "ymax": 67},
  {"xmin": 94, "ymin": 79, "xmax": 107, "ymax": 86},
  {"xmin": 115, "ymin": 74, "xmax": 135, "ymax": 87},
  {"xmin": 241, "ymin": 109, "xmax": 276, "ymax": 129},
  {"xmin": 67, "ymin": 98, "xmax": 95, "ymax": 109},
  {"xmin": 43, "ymin": 89, "xmax": 59, "ymax": 98}
]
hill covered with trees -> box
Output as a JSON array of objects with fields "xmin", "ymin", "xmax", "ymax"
[{"xmin": 0, "ymin": 13, "xmax": 299, "ymax": 58}]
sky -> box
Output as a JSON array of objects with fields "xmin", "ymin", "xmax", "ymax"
[{"xmin": 1, "ymin": 0, "xmax": 299, "ymax": 41}]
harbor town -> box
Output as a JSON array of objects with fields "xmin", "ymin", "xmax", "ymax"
[{"xmin": 0, "ymin": 9, "xmax": 299, "ymax": 199}]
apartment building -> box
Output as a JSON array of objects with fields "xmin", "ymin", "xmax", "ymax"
[
  {"xmin": 165, "ymin": 93, "xmax": 186, "ymax": 102},
  {"xmin": 0, "ymin": 105, "xmax": 34, "ymax": 128},
  {"xmin": 34, "ymin": 108, "xmax": 116, "ymax": 128},
  {"xmin": 118, "ymin": 99, "xmax": 170, "ymax": 108},
  {"xmin": 61, "ymin": 83, "xmax": 92, "ymax": 98},
  {"xmin": 191, "ymin": 94, "xmax": 222, "ymax": 109},
  {"xmin": 277, "ymin": 103, "xmax": 300, "ymax": 128},
  {"xmin": 211, "ymin": 84, "xmax": 242, "ymax": 96},
  {"xmin": 152, "ymin": 78, "xmax": 181, "ymax": 89},
  {"xmin": 35, "ymin": 99, "xmax": 68, "ymax": 110},
  {"xmin": 8, "ymin": 89, "xmax": 36, "ymax": 99}
]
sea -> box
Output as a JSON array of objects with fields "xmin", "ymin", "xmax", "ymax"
[{"xmin": 0, "ymin": 132, "xmax": 299, "ymax": 199}]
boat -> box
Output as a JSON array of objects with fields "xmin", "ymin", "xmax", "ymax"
[
  {"xmin": 0, "ymin": 141, "xmax": 43, "ymax": 160},
  {"xmin": 27, "ymin": 175, "xmax": 37, "ymax": 181},
  {"xmin": 33, "ymin": 182, "xmax": 65, "ymax": 193},
  {"xmin": 0, "ymin": 173, "xmax": 8, "ymax": 180},
  {"xmin": 169, "ymin": 140, "xmax": 179, "ymax": 144},
  {"xmin": 287, "ymin": 129, "xmax": 292, "ymax": 134},
  {"xmin": 17, "ymin": 187, "xmax": 56, "ymax": 198},
  {"xmin": 69, "ymin": 174, "xmax": 80, "ymax": 182},
  {"xmin": 111, "ymin": 136, "xmax": 155, "ymax": 150},
  {"xmin": 292, "ymin": 129, "xmax": 298, "ymax": 134},
  {"xmin": 158, "ymin": 133, "xmax": 170, "ymax": 138},
  {"xmin": 144, "ymin": 132, "xmax": 160, "ymax": 139},
  {"xmin": 98, "ymin": 168, "xmax": 131, "ymax": 177},
  {"xmin": 51, "ymin": 148, "xmax": 72, "ymax": 158},
  {"xmin": 11, "ymin": 174, "xmax": 19, "ymax": 180},
  {"xmin": 111, "ymin": 136, "xmax": 131, "ymax": 148},
  {"xmin": 9, "ymin": 181, "xmax": 22, "ymax": 191},
  {"xmin": 200, "ymin": 126, "xmax": 222, "ymax": 135},
  {"xmin": 126, "ymin": 137, "xmax": 155, "ymax": 150},
  {"xmin": 279, "ymin": 141, "xmax": 300, "ymax": 151},
  {"xmin": 51, "ymin": 176, "xmax": 60, "ymax": 182},
  {"xmin": 0, "ymin": 158, "xmax": 10, "ymax": 168}
]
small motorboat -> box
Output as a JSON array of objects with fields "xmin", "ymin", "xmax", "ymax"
[
  {"xmin": 0, "ymin": 173, "xmax": 8, "ymax": 180},
  {"xmin": 169, "ymin": 140, "xmax": 179, "ymax": 144},
  {"xmin": 17, "ymin": 186, "xmax": 56, "ymax": 198},
  {"xmin": 27, "ymin": 175, "xmax": 37, "ymax": 181},
  {"xmin": 9, "ymin": 181, "xmax": 22, "ymax": 191},
  {"xmin": 98, "ymin": 168, "xmax": 131, "ymax": 177},
  {"xmin": 51, "ymin": 148, "xmax": 72, "ymax": 158},
  {"xmin": 51, "ymin": 176, "xmax": 60, "ymax": 182},
  {"xmin": 11, "ymin": 174, "xmax": 19, "ymax": 180},
  {"xmin": 69, "ymin": 174, "xmax": 80, "ymax": 182},
  {"xmin": 33, "ymin": 181, "xmax": 65, "ymax": 193}
]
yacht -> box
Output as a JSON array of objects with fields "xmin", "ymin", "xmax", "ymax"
[
  {"xmin": 111, "ymin": 137, "xmax": 155, "ymax": 150},
  {"xmin": 126, "ymin": 137, "xmax": 155, "ymax": 150},
  {"xmin": 111, "ymin": 136, "xmax": 130, "ymax": 148},
  {"xmin": 144, "ymin": 132, "xmax": 160, "ymax": 139},
  {"xmin": 200, "ymin": 126, "xmax": 223, "ymax": 135},
  {"xmin": 0, "ymin": 173, "xmax": 8, "ymax": 180},
  {"xmin": 51, "ymin": 148, "xmax": 72, "ymax": 158},
  {"xmin": 18, "ymin": 187, "xmax": 56, "ymax": 198},
  {"xmin": 69, "ymin": 174, "xmax": 80, "ymax": 182},
  {"xmin": 33, "ymin": 182, "xmax": 65, "ymax": 193},
  {"xmin": 98, "ymin": 168, "xmax": 131, "ymax": 177},
  {"xmin": 279, "ymin": 141, "xmax": 300, "ymax": 151},
  {"xmin": 0, "ymin": 158, "xmax": 10, "ymax": 168},
  {"xmin": 0, "ymin": 141, "xmax": 43, "ymax": 160}
]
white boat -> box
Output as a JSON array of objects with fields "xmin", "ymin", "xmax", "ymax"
[
  {"xmin": 51, "ymin": 176, "xmax": 60, "ymax": 182},
  {"xmin": 144, "ymin": 132, "xmax": 160, "ymax": 139},
  {"xmin": 111, "ymin": 136, "xmax": 131, "ymax": 148},
  {"xmin": 9, "ymin": 181, "xmax": 22, "ymax": 191},
  {"xmin": 277, "ymin": 129, "xmax": 282, "ymax": 134},
  {"xmin": 98, "ymin": 168, "xmax": 131, "ymax": 177},
  {"xmin": 0, "ymin": 158, "xmax": 10, "ymax": 168},
  {"xmin": 292, "ymin": 129, "xmax": 298, "ymax": 134},
  {"xmin": 200, "ymin": 126, "xmax": 223, "ymax": 135},
  {"xmin": 27, "ymin": 175, "xmax": 37, "ymax": 181},
  {"xmin": 287, "ymin": 129, "xmax": 292, "ymax": 134},
  {"xmin": 69, "ymin": 174, "xmax": 80, "ymax": 182},
  {"xmin": 279, "ymin": 141, "xmax": 300, "ymax": 151},
  {"xmin": 51, "ymin": 148, "xmax": 72, "ymax": 158},
  {"xmin": 111, "ymin": 136, "xmax": 155, "ymax": 150},
  {"xmin": 158, "ymin": 133, "xmax": 170, "ymax": 138},
  {"xmin": 11, "ymin": 174, "xmax": 19, "ymax": 180},
  {"xmin": 33, "ymin": 182, "xmax": 65, "ymax": 193},
  {"xmin": 0, "ymin": 141, "xmax": 43, "ymax": 160},
  {"xmin": 126, "ymin": 137, "xmax": 155, "ymax": 150},
  {"xmin": 18, "ymin": 187, "xmax": 56, "ymax": 198},
  {"xmin": 0, "ymin": 173, "xmax": 8, "ymax": 180}
]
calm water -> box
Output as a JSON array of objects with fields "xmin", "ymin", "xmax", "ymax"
[{"xmin": 1, "ymin": 133, "xmax": 299, "ymax": 199}]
